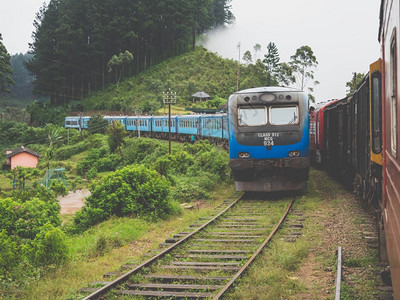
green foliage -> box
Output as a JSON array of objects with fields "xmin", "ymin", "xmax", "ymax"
[
  {"xmin": 82, "ymin": 47, "xmax": 270, "ymax": 113},
  {"xmin": 54, "ymin": 141, "xmax": 88, "ymax": 160},
  {"xmin": 26, "ymin": 223, "xmax": 69, "ymax": 266},
  {"xmin": 87, "ymin": 115, "xmax": 109, "ymax": 135},
  {"xmin": 107, "ymin": 121, "xmax": 127, "ymax": 153},
  {"xmin": 0, "ymin": 33, "xmax": 14, "ymax": 96},
  {"xmin": 49, "ymin": 180, "xmax": 68, "ymax": 197},
  {"xmin": 0, "ymin": 121, "xmax": 45, "ymax": 149},
  {"xmin": 263, "ymin": 42, "xmax": 280, "ymax": 85},
  {"xmin": 73, "ymin": 165, "xmax": 173, "ymax": 231},
  {"xmin": 9, "ymin": 167, "xmax": 40, "ymax": 191},
  {"xmin": 27, "ymin": 100, "xmax": 67, "ymax": 126},
  {"xmin": 0, "ymin": 230, "xmax": 19, "ymax": 278},
  {"xmin": 0, "ymin": 189, "xmax": 66, "ymax": 280},
  {"xmin": 77, "ymin": 145, "xmax": 121, "ymax": 176},
  {"xmin": 346, "ymin": 72, "xmax": 365, "ymax": 96},
  {"xmin": 9, "ymin": 53, "xmax": 34, "ymax": 100},
  {"xmin": 289, "ymin": 45, "xmax": 319, "ymax": 102},
  {"xmin": 27, "ymin": 0, "xmax": 233, "ymax": 105},
  {"xmin": 86, "ymin": 167, "xmax": 98, "ymax": 180}
]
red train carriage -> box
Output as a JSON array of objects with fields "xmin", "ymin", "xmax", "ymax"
[
  {"xmin": 380, "ymin": 0, "xmax": 400, "ymax": 297},
  {"xmin": 309, "ymin": 100, "xmax": 340, "ymax": 166}
]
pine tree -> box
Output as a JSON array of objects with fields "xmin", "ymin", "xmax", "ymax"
[
  {"xmin": 0, "ymin": 33, "xmax": 14, "ymax": 95},
  {"xmin": 263, "ymin": 42, "xmax": 280, "ymax": 85}
]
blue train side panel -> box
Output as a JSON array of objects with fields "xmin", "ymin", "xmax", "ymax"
[
  {"xmin": 64, "ymin": 113, "xmax": 228, "ymax": 144},
  {"xmin": 177, "ymin": 115, "xmax": 200, "ymax": 135},
  {"xmin": 65, "ymin": 116, "xmax": 81, "ymax": 129},
  {"xmin": 201, "ymin": 114, "xmax": 226, "ymax": 138}
]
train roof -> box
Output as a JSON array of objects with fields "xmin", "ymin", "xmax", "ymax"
[
  {"xmin": 234, "ymin": 86, "xmax": 301, "ymax": 94},
  {"xmin": 312, "ymin": 99, "xmax": 342, "ymax": 112}
]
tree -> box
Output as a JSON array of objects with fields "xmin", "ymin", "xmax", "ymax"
[
  {"xmin": 107, "ymin": 51, "xmax": 134, "ymax": 88},
  {"xmin": 242, "ymin": 50, "xmax": 252, "ymax": 64},
  {"xmin": 9, "ymin": 167, "xmax": 40, "ymax": 190},
  {"xmin": 263, "ymin": 42, "xmax": 280, "ymax": 85},
  {"xmin": 289, "ymin": 45, "xmax": 319, "ymax": 102},
  {"xmin": 253, "ymin": 43, "xmax": 261, "ymax": 61},
  {"xmin": 87, "ymin": 115, "xmax": 109, "ymax": 134},
  {"xmin": 106, "ymin": 121, "xmax": 127, "ymax": 166},
  {"xmin": 27, "ymin": 0, "xmax": 234, "ymax": 104},
  {"xmin": 0, "ymin": 33, "xmax": 14, "ymax": 95},
  {"xmin": 346, "ymin": 72, "xmax": 365, "ymax": 95},
  {"xmin": 276, "ymin": 62, "xmax": 295, "ymax": 86}
]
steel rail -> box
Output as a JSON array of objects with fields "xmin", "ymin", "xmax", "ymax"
[
  {"xmin": 335, "ymin": 246, "xmax": 342, "ymax": 300},
  {"xmin": 82, "ymin": 194, "xmax": 243, "ymax": 300},
  {"xmin": 212, "ymin": 196, "xmax": 295, "ymax": 299}
]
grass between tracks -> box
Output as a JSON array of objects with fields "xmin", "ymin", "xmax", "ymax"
[
  {"xmin": 20, "ymin": 183, "xmax": 238, "ymax": 300},
  {"xmin": 225, "ymin": 168, "xmax": 381, "ymax": 299}
]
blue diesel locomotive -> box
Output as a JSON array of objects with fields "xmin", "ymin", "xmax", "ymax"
[{"xmin": 228, "ymin": 87, "xmax": 310, "ymax": 192}]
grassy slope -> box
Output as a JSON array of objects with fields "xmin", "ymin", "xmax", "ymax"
[{"xmin": 81, "ymin": 46, "xmax": 265, "ymax": 112}]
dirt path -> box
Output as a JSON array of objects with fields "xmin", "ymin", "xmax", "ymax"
[{"xmin": 58, "ymin": 189, "xmax": 90, "ymax": 214}]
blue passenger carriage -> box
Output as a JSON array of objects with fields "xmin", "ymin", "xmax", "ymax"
[
  {"xmin": 228, "ymin": 86, "xmax": 310, "ymax": 192},
  {"xmin": 177, "ymin": 115, "xmax": 200, "ymax": 135},
  {"xmin": 200, "ymin": 114, "xmax": 227, "ymax": 138},
  {"xmin": 64, "ymin": 116, "xmax": 81, "ymax": 129},
  {"xmin": 152, "ymin": 116, "xmax": 178, "ymax": 133},
  {"xmin": 104, "ymin": 116, "xmax": 127, "ymax": 127}
]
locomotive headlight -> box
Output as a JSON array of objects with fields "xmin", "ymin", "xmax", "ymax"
[
  {"xmin": 289, "ymin": 151, "xmax": 300, "ymax": 157},
  {"xmin": 238, "ymin": 152, "xmax": 250, "ymax": 158}
]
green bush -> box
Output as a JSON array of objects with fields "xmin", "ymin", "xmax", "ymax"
[
  {"xmin": 0, "ymin": 230, "xmax": 20, "ymax": 278},
  {"xmin": 86, "ymin": 167, "xmax": 98, "ymax": 180},
  {"xmin": 73, "ymin": 165, "xmax": 174, "ymax": 231},
  {"xmin": 54, "ymin": 141, "xmax": 88, "ymax": 160},
  {"xmin": 195, "ymin": 149, "xmax": 230, "ymax": 180},
  {"xmin": 14, "ymin": 198, "xmax": 61, "ymax": 240},
  {"xmin": 26, "ymin": 223, "xmax": 69, "ymax": 266},
  {"xmin": 49, "ymin": 180, "xmax": 69, "ymax": 197},
  {"xmin": 0, "ymin": 190, "xmax": 66, "ymax": 280}
]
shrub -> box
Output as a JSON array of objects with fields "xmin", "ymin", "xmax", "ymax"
[
  {"xmin": 195, "ymin": 149, "xmax": 230, "ymax": 180},
  {"xmin": 0, "ymin": 230, "xmax": 20, "ymax": 278},
  {"xmin": 54, "ymin": 141, "xmax": 88, "ymax": 160},
  {"xmin": 49, "ymin": 180, "xmax": 69, "ymax": 197},
  {"xmin": 27, "ymin": 223, "xmax": 69, "ymax": 266},
  {"xmin": 86, "ymin": 167, "xmax": 98, "ymax": 180},
  {"xmin": 14, "ymin": 197, "xmax": 61, "ymax": 240},
  {"xmin": 73, "ymin": 165, "xmax": 173, "ymax": 231}
]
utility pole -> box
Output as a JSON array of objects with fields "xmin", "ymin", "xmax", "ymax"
[
  {"xmin": 163, "ymin": 88, "xmax": 176, "ymax": 154},
  {"xmin": 237, "ymin": 42, "xmax": 241, "ymax": 92},
  {"xmin": 135, "ymin": 109, "xmax": 142, "ymax": 138}
]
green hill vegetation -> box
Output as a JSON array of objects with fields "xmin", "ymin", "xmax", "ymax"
[{"xmin": 81, "ymin": 47, "xmax": 270, "ymax": 114}]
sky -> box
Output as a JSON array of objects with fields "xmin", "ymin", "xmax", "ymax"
[
  {"xmin": 0, "ymin": 0, "xmax": 381, "ymax": 102},
  {"xmin": 201, "ymin": 0, "xmax": 382, "ymax": 102},
  {"xmin": 0, "ymin": 0, "xmax": 48, "ymax": 55}
]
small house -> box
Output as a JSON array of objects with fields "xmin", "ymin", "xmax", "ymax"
[
  {"xmin": 191, "ymin": 91, "xmax": 211, "ymax": 102},
  {"xmin": 5, "ymin": 146, "xmax": 41, "ymax": 169}
]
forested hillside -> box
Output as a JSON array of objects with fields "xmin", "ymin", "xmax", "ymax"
[
  {"xmin": 82, "ymin": 47, "xmax": 270, "ymax": 113},
  {"xmin": 26, "ymin": 0, "xmax": 234, "ymax": 105}
]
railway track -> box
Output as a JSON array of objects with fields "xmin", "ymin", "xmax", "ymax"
[{"xmin": 81, "ymin": 194, "xmax": 294, "ymax": 299}]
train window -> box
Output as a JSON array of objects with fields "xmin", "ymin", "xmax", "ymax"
[
  {"xmin": 269, "ymin": 106, "xmax": 299, "ymax": 125},
  {"xmin": 390, "ymin": 32, "xmax": 398, "ymax": 156},
  {"xmin": 371, "ymin": 71, "xmax": 382, "ymax": 154},
  {"xmin": 238, "ymin": 107, "xmax": 267, "ymax": 126}
]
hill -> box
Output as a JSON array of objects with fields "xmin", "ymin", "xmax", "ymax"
[{"xmin": 81, "ymin": 47, "xmax": 269, "ymax": 114}]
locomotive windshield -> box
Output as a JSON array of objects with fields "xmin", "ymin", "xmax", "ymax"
[
  {"xmin": 239, "ymin": 107, "xmax": 267, "ymax": 126},
  {"xmin": 270, "ymin": 106, "xmax": 299, "ymax": 125},
  {"xmin": 238, "ymin": 105, "xmax": 299, "ymax": 126}
]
